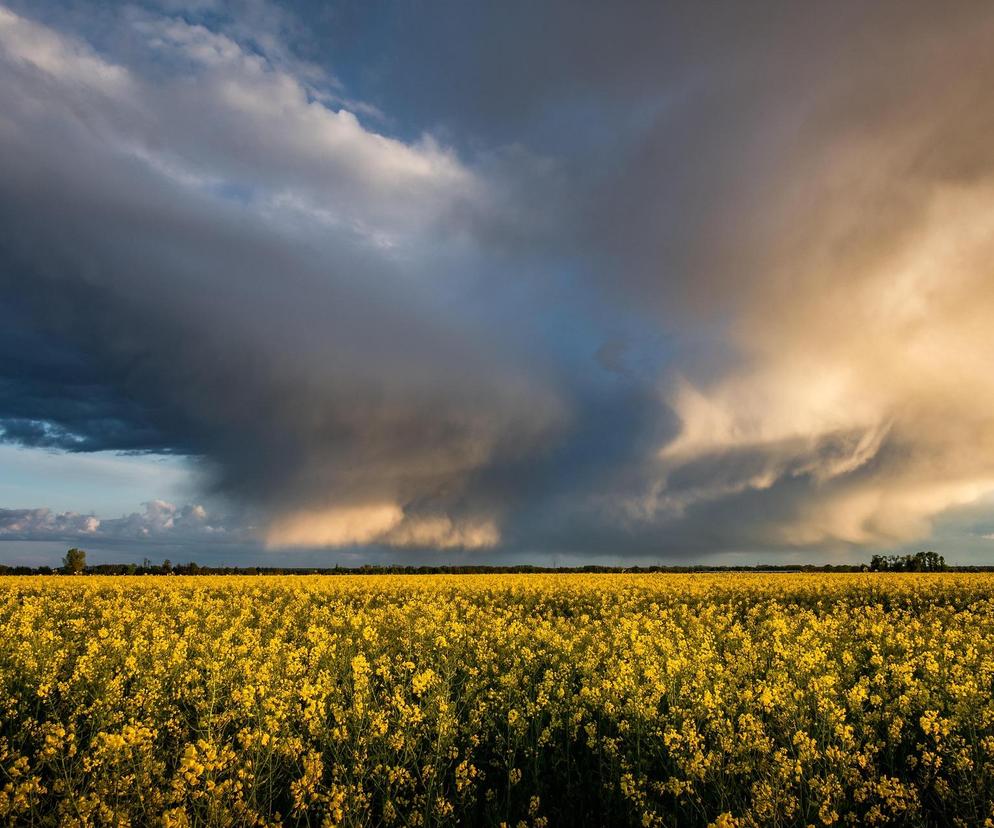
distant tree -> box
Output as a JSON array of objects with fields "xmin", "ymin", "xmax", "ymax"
[
  {"xmin": 868, "ymin": 551, "xmax": 946, "ymax": 572},
  {"xmin": 162, "ymin": 559, "xmax": 172, "ymax": 574},
  {"xmin": 63, "ymin": 547, "xmax": 86, "ymax": 575},
  {"xmin": 916, "ymin": 550, "xmax": 947, "ymax": 571}
]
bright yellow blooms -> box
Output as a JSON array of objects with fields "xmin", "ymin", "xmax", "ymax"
[{"xmin": 1, "ymin": 573, "xmax": 993, "ymax": 825}]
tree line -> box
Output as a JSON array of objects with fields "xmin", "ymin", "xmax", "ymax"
[
  {"xmin": 868, "ymin": 550, "xmax": 947, "ymax": 572},
  {"xmin": 0, "ymin": 548, "xmax": 975, "ymax": 576}
]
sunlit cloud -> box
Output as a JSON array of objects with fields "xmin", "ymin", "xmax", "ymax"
[
  {"xmin": 266, "ymin": 504, "xmax": 498, "ymax": 550},
  {"xmin": 653, "ymin": 107, "xmax": 994, "ymax": 548}
]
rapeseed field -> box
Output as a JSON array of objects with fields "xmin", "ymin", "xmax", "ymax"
[{"xmin": 2, "ymin": 574, "xmax": 993, "ymax": 826}]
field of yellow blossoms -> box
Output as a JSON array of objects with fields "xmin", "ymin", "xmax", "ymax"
[{"xmin": 2, "ymin": 574, "xmax": 994, "ymax": 827}]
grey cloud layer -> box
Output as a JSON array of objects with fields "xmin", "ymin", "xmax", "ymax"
[{"xmin": 3, "ymin": 2, "xmax": 994, "ymax": 557}]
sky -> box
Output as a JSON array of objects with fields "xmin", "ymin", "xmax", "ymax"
[{"xmin": 3, "ymin": 1, "xmax": 994, "ymax": 567}]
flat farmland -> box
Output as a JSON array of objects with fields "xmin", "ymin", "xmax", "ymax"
[{"xmin": 2, "ymin": 574, "xmax": 993, "ymax": 826}]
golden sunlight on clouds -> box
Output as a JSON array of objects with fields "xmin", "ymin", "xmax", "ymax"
[
  {"xmin": 266, "ymin": 504, "xmax": 404, "ymax": 547},
  {"xmin": 660, "ymin": 159, "xmax": 994, "ymax": 547},
  {"xmin": 381, "ymin": 515, "xmax": 500, "ymax": 549},
  {"xmin": 265, "ymin": 504, "xmax": 498, "ymax": 549}
]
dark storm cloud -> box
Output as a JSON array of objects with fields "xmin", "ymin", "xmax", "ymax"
[
  {"xmin": 0, "ymin": 298, "xmax": 174, "ymax": 452},
  {"xmin": 4, "ymin": 1, "xmax": 994, "ymax": 558},
  {"xmin": 0, "ymin": 3, "xmax": 571, "ymax": 550}
]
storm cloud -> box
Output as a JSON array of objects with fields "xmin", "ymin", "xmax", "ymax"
[{"xmin": 3, "ymin": 1, "xmax": 994, "ymax": 560}]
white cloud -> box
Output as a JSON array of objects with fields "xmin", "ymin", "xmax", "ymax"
[
  {"xmin": 0, "ymin": 6, "xmax": 131, "ymax": 93},
  {"xmin": 0, "ymin": 4, "xmax": 479, "ymax": 249},
  {"xmin": 0, "ymin": 501, "xmax": 234, "ymax": 542}
]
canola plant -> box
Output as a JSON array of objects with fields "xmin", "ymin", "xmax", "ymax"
[{"xmin": 1, "ymin": 574, "xmax": 993, "ymax": 826}]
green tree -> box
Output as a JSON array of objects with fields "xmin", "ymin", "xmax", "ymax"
[
  {"xmin": 62, "ymin": 547, "xmax": 86, "ymax": 575},
  {"xmin": 868, "ymin": 550, "xmax": 947, "ymax": 572}
]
